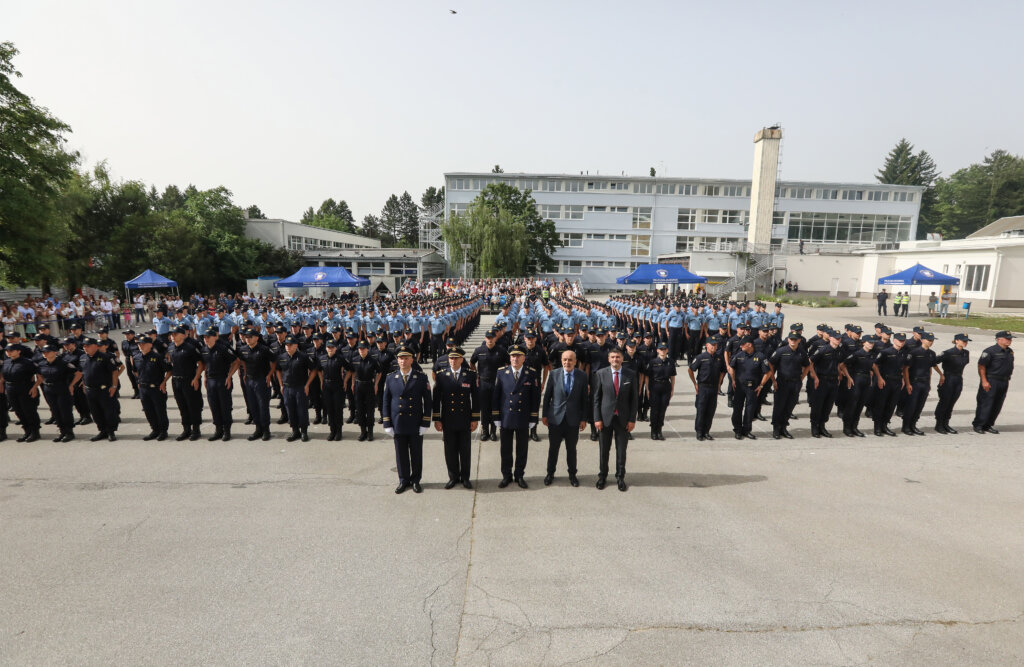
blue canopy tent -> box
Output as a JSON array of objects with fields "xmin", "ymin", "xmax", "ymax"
[
  {"xmin": 616, "ymin": 264, "xmax": 707, "ymax": 290},
  {"xmin": 275, "ymin": 266, "xmax": 370, "ymax": 288},
  {"xmin": 124, "ymin": 269, "xmax": 179, "ymax": 301},
  {"xmin": 878, "ymin": 263, "xmax": 960, "ymax": 316}
]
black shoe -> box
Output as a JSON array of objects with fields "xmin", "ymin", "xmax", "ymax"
[
  {"xmin": 23, "ymin": 431, "xmax": 40, "ymax": 443},
  {"xmin": 244, "ymin": 417, "xmax": 253, "ymax": 425},
  {"xmin": 479, "ymin": 431, "xmax": 489, "ymax": 442},
  {"xmin": 945, "ymin": 425, "xmax": 958, "ymax": 434},
  {"xmin": 52, "ymin": 434, "xmax": 65, "ymax": 442},
  {"xmin": 744, "ymin": 432, "xmax": 757, "ymax": 440},
  {"xmin": 444, "ymin": 479, "xmax": 459, "ymax": 490},
  {"xmin": 276, "ymin": 415, "xmax": 289, "ymax": 425},
  {"xmin": 755, "ymin": 415, "xmax": 767, "ymax": 421},
  {"xmin": 617, "ymin": 478, "xmax": 627, "ymax": 492},
  {"xmin": 131, "ymin": 392, "xmax": 139, "ymax": 399},
  {"xmin": 366, "ymin": 429, "xmax": 373, "ymax": 441},
  {"xmin": 569, "ymin": 474, "xmax": 579, "ymax": 487},
  {"xmin": 248, "ymin": 429, "xmax": 263, "ymax": 441},
  {"xmin": 208, "ymin": 428, "xmax": 224, "ymax": 442},
  {"xmin": 530, "ymin": 427, "xmax": 540, "ymax": 442},
  {"xmin": 934, "ymin": 424, "xmax": 948, "ymax": 434},
  {"xmin": 704, "ymin": 434, "xmax": 714, "ymax": 441},
  {"xmin": 884, "ymin": 428, "xmax": 896, "ymax": 437},
  {"xmin": 157, "ymin": 432, "xmax": 168, "ymax": 441},
  {"xmin": 189, "ymin": 429, "xmax": 200, "ymax": 441},
  {"xmin": 345, "ymin": 414, "xmax": 355, "ymax": 424},
  {"xmin": 498, "ymin": 477, "xmax": 512, "ymax": 488},
  {"xmin": 462, "ymin": 479, "xmax": 473, "ymax": 489},
  {"xmin": 222, "ymin": 431, "xmax": 231, "ymax": 442},
  {"xmin": 895, "ymin": 409, "xmax": 903, "ymax": 418},
  {"xmin": 515, "ymin": 478, "xmax": 528, "ymax": 489},
  {"xmin": 45, "ymin": 417, "xmax": 56, "ymax": 425},
  {"xmin": 819, "ymin": 428, "xmax": 832, "ymax": 438},
  {"xmin": 313, "ymin": 414, "xmax": 322, "ymax": 425},
  {"xmin": 107, "ymin": 432, "xmax": 116, "ymax": 442},
  {"xmin": 143, "ymin": 431, "xmax": 159, "ymax": 441},
  {"xmin": 90, "ymin": 432, "xmax": 106, "ymax": 442},
  {"xmin": 782, "ymin": 429, "xmax": 794, "ymax": 439},
  {"xmin": 763, "ymin": 399, "xmax": 772, "ymax": 406},
  {"xmin": 300, "ymin": 429, "xmax": 310, "ymax": 442},
  {"xmin": 261, "ymin": 431, "xmax": 271, "ymax": 441},
  {"xmin": 326, "ymin": 431, "xmax": 336, "ymax": 442},
  {"xmin": 544, "ymin": 474, "xmax": 554, "ymax": 486},
  {"xmin": 853, "ymin": 429, "xmax": 865, "ymax": 437},
  {"xmin": 718, "ymin": 391, "xmax": 725, "ymax": 396},
  {"xmin": 596, "ymin": 477, "xmax": 606, "ymax": 490},
  {"xmin": 357, "ymin": 428, "xmax": 367, "ymax": 442},
  {"xmin": 395, "ymin": 482, "xmax": 411, "ymax": 494},
  {"xmin": 412, "ymin": 482, "xmax": 423, "ymax": 493},
  {"xmin": 874, "ymin": 428, "xmax": 884, "ymax": 437},
  {"xmin": 843, "ymin": 428, "xmax": 853, "ymax": 437},
  {"xmin": 984, "ymin": 426, "xmax": 999, "ymax": 434},
  {"xmin": 590, "ymin": 432, "xmax": 598, "ymax": 441},
  {"xmin": 727, "ymin": 399, "xmax": 733, "ymax": 408},
  {"xmin": 286, "ymin": 430, "xmax": 300, "ymax": 442},
  {"xmin": 902, "ymin": 428, "xmax": 915, "ymax": 436},
  {"xmin": 377, "ymin": 417, "xmax": 383, "ymax": 424},
  {"xmin": 772, "ymin": 431, "xmax": 782, "ymax": 440},
  {"xmin": 697, "ymin": 434, "xmax": 706, "ymax": 441},
  {"xmin": 627, "ymin": 432, "xmax": 633, "ymax": 440},
  {"xmin": 61, "ymin": 433, "xmax": 75, "ymax": 442},
  {"xmin": 911, "ymin": 428, "xmax": 925, "ymax": 436},
  {"xmin": 735, "ymin": 432, "xmax": 744, "ymax": 440}
]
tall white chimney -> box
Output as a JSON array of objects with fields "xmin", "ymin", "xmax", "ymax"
[{"xmin": 747, "ymin": 127, "xmax": 782, "ymax": 246}]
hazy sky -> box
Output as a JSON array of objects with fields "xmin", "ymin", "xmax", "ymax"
[{"xmin": 8, "ymin": 0, "xmax": 1023, "ymax": 222}]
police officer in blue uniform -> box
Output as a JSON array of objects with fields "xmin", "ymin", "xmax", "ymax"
[
  {"xmin": 728, "ymin": 337, "xmax": 768, "ymax": 440},
  {"xmin": 276, "ymin": 334, "xmax": 318, "ymax": 442},
  {"xmin": 688, "ymin": 337, "xmax": 724, "ymax": 441},
  {"xmin": 901, "ymin": 332, "xmax": 941, "ymax": 436},
  {"xmin": 973, "ymin": 331, "xmax": 1014, "ymax": 434},
  {"xmin": 933, "ymin": 333, "xmax": 970, "ymax": 434},
  {"xmin": 767, "ymin": 331, "xmax": 814, "ymax": 439},
  {"xmin": 240, "ymin": 328, "xmax": 276, "ymax": 441},
  {"xmin": 168, "ymin": 326, "xmax": 204, "ymax": 441},
  {"xmin": 470, "ymin": 330, "xmax": 510, "ymax": 442},
  {"xmin": 383, "ymin": 345, "xmax": 432, "ymax": 494},
  {"xmin": 38, "ymin": 343, "xmax": 81, "ymax": 442},
  {"xmin": 1, "ymin": 344, "xmax": 43, "ymax": 442},
  {"xmin": 432, "ymin": 347, "xmax": 479, "ymax": 489},
  {"xmin": 133, "ymin": 337, "xmax": 171, "ymax": 441},
  {"xmin": 201, "ymin": 328, "xmax": 241, "ymax": 441},
  {"xmin": 645, "ymin": 342, "xmax": 675, "ymax": 440},
  {"xmin": 492, "ymin": 344, "xmax": 541, "ymax": 488},
  {"xmin": 79, "ymin": 337, "xmax": 123, "ymax": 442},
  {"xmin": 871, "ymin": 331, "xmax": 905, "ymax": 436},
  {"xmin": 318, "ymin": 338, "xmax": 352, "ymax": 441}
]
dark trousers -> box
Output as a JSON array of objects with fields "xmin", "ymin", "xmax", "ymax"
[
  {"xmin": 171, "ymin": 378, "xmax": 203, "ymax": 428},
  {"xmin": 124, "ymin": 364, "xmax": 139, "ymax": 394},
  {"xmin": 431, "ymin": 333, "xmax": 444, "ymax": 360},
  {"xmin": 8, "ymin": 387, "xmax": 40, "ymax": 433},
  {"xmin": 282, "ymin": 386, "xmax": 309, "ymax": 428},
  {"xmin": 205, "ymin": 377, "xmax": 233, "ymax": 428},
  {"xmin": 973, "ymin": 378, "xmax": 1009, "ymax": 429},
  {"xmin": 686, "ymin": 330, "xmax": 702, "ymax": 361},
  {"xmin": 546, "ymin": 420, "xmax": 579, "ymax": 475},
  {"xmin": 443, "ymin": 427, "xmax": 472, "ymax": 481},
  {"xmin": 73, "ymin": 384, "xmax": 91, "ymax": 420},
  {"xmin": 322, "ymin": 382, "xmax": 346, "ymax": 432},
  {"xmin": 43, "ymin": 386, "xmax": 75, "ymax": 435},
  {"xmin": 139, "ymin": 385, "xmax": 169, "ymax": 433},
  {"xmin": 902, "ymin": 379, "xmax": 930, "ymax": 429},
  {"xmin": 499, "ymin": 426, "xmax": 529, "ymax": 479},
  {"xmin": 771, "ymin": 379, "xmax": 801, "ymax": 429},
  {"xmin": 873, "ymin": 378, "xmax": 900, "ymax": 429},
  {"xmin": 353, "ymin": 381, "xmax": 375, "ymax": 427},
  {"xmin": 694, "ymin": 385, "xmax": 718, "ymax": 436},
  {"xmin": 877, "ymin": 302, "xmax": 887, "ymax": 316},
  {"xmin": 245, "ymin": 378, "xmax": 271, "ymax": 427},
  {"xmin": 394, "ymin": 433, "xmax": 423, "ymax": 483},
  {"xmin": 934, "ymin": 375, "xmax": 962, "ymax": 424},
  {"xmin": 84, "ymin": 387, "xmax": 117, "ymax": 434},
  {"xmin": 844, "ymin": 376, "xmax": 871, "ymax": 431},
  {"xmin": 308, "ymin": 377, "xmax": 322, "ymax": 415},
  {"xmin": 479, "ymin": 382, "xmax": 496, "ymax": 429},
  {"xmin": 598, "ymin": 415, "xmax": 628, "ymax": 479},
  {"xmin": 809, "ymin": 378, "xmax": 838, "ymax": 429},
  {"xmin": 648, "ymin": 383, "xmax": 671, "ymax": 430},
  {"xmin": 668, "ymin": 327, "xmax": 683, "ymax": 362},
  {"xmin": 731, "ymin": 383, "xmax": 757, "ymax": 435}
]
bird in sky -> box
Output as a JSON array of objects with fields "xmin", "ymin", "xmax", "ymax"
[{"xmin": 450, "ymin": 9, "xmax": 457, "ymax": 14}]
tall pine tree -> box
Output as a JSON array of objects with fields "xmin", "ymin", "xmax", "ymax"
[{"xmin": 876, "ymin": 138, "xmax": 939, "ymax": 237}]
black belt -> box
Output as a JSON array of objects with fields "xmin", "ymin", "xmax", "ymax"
[
  {"xmin": 651, "ymin": 379, "xmax": 671, "ymax": 384},
  {"xmin": 988, "ymin": 375, "xmax": 1009, "ymax": 380},
  {"xmin": 142, "ymin": 383, "xmax": 160, "ymax": 388},
  {"xmin": 479, "ymin": 377, "xmax": 495, "ymax": 383},
  {"xmin": 43, "ymin": 382, "xmax": 58, "ymax": 387},
  {"xmin": 354, "ymin": 379, "xmax": 374, "ymax": 384},
  {"xmin": 911, "ymin": 376, "xmax": 931, "ymax": 382},
  {"xmin": 84, "ymin": 385, "xmax": 108, "ymax": 390},
  {"xmin": 171, "ymin": 375, "xmax": 188, "ymax": 380},
  {"xmin": 284, "ymin": 383, "xmax": 305, "ymax": 388},
  {"xmin": 854, "ymin": 372, "xmax": 871, "ymax": 377},
  {"xmin": 207, "ymin": 376, "xmax": 226, "ymax": 380},
  {"xmin": 698, "ymin": 382, "xmax": 718, "ymax": 387},
  {"xmin": 322, "ymin": 380, "xmax": 341, "ymax": 385},
  {"xmin": 945, "ymin": 372, "xmax": 962, "ymax": 377},
  {"xmin": 883, "ymin": 375, "xmax": 901, "ymax": 381}
]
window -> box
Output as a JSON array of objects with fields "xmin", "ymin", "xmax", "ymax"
[
  {"xmin": 679, "ymin": 184, "xmax": 698, "ymax": 195},
  {"xmin": 610, "ymin": 261, "xmax": 627, "ymax": 268},
  {"xmin": 633, "ymin": 182, "xmax": 654, "ymax": 194},
  {"xmin": 448, "ymin": 202, "xmax": 470, "ymax": 216},
  {"xmin": 893, "ymin": 191, "xmax": 915, "ymax": 202},
  {"xmin": 610, "ymin": 234, "xmax": 628, "ymax": 240},
  {"xmin": 609, "ymin": 181, "xmax": 628, "ymax": 191},
  {"xmin": 518, "ymin": 179, "xmax": 539, "ymax": 191},
  {"xmin": 585, "ymin": 233, "xmax": 607, "ymax": 240},
  {"xmin": 632, "ymin": 207, "xmax": 652, "ymax": 229},
  {"xmin": 610, "ymin": 206, "xmax": 628, "ymax": 213},
  {"xmin": 702, "ymin": 209, "xmax": 720, "ymax": 223},
  {"xmin": 656, "ymin": 183, "xmax": 676, "ymax": 195},
  {"xmin": 676, "ymin": 236, "xmax": 695, "ymax": 251},
  {"xmin": 867, "ymin": 190, "xmax": 890, "ymax": 201},
  {"xmin": 721, "ymin": 210, "xmax": 747, "ymax": 224},
  {"xmin": 786, "ymin": 211, "xmax": 914, "ymax": 244},
  {"xmin": 773, "ymin": 211, "xmax": 786, "ymax": 225},
  {"xmin": 630, "ymin": 234, "xmax": 651, "ymax": 257},
  {"xmin": 450, "ymin": 178, "xmax": 470, "ymax": 190},
  {"xmin": 586, "ymin": 181, "xmax": 607, "ymax": 190},
  {"xmin": 586, "ymin": 205, "xmax": 607, "ymax": 212},
  {"xmin": 964, "ymin": 265, "xmax": 990, "ymax": 292},
  {"xmin": 841, "ymin": 190, "xmax": 864, "ymax": 201},
  {"xmin": 560, "ymin": 233, "xmax": 583, "ymax": 247},
  {"xmin": 818, "ymin": 188, "xmax": 838, "ymax": 200},
  {"xmin": 629, "ymin": 261, "xmax": 640, "ymax": 272},
  {"xmin": 389, "ymin": 262, "xmax": 418, "ymax": 276},
  {"xmin": 566, "ymin": 180, "xmax": 583, "ymax": 192},
  {"xmin": 565, "ymin": 205, "xmax": 584, "ymax": 220},
  {"xmin": 540, "ymin": 180, "xmax": 562, "ymax": 192},
  {"xmin": 785, "ymin": 187, "xmax": 813, "ymax": 199},
  {"xmin": 560, "ymin": 260, "xmax": 582, "ymax": 274},
  {"xmin": 702, "ymin": 185, "xmax": 721, "ymax": 196},
  {"xmin": 677, "ymin": 208, "xmax": 696, "ymax": 224},
  {"xmin": 584, "ymin": 260, "xmax": 606, "ymax": 267},
  {"xmin": 722, "ymin": 185, "xmax": 748, "ymax": 197},
  {"xmin": 540, "ymin": 204, "xmax": 562, "ymax": 219},
  {"xmin": 364, "ymin": 262, "xmax": 386, "ymax": 275}
]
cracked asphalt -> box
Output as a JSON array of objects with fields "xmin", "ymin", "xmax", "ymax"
[{"xmin": 2, "ymin": 303, "xmax": 1023, "ymax": 664}]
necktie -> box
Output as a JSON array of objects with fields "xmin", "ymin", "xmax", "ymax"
[
  {"xmin": 564, "ymin": 371, "xmax": 572, "ymax": 395},
  {"xmin": 514, "ymin": 370, "xmax": 519, "ymax": 383},
  {"xmin": 402, "ymin": 374, "xmax": 408, "ymax": 385},
  {"xmin": 613, "ymin": 370, "xmax": 620, "ymax": 395}
]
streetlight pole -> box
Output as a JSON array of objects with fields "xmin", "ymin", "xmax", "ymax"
[{"xmin": 461, "ymin": 243, "xmax": 471, "ymax": 280}]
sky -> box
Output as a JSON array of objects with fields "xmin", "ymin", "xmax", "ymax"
[{"xmin": 7, "ymin": 0, "xmax": 1024, "ymax": 223}]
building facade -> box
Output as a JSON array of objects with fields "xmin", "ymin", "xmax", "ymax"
[{"xmin": 443, "ymin": 173, "xmax": 924, "ymax": 290}]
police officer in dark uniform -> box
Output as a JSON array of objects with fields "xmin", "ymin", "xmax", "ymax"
[
  {"xmin": 38, "ymin": 343, "xmax": 81, "ymax": 442},
  {"xmin": 934, "ymin": 333, "xmax": 970, "ymax": 434},
  {"xmin": 318, "ymin": 338, "xmax": 352, "ymax": 441},
  {"xmin": 470, "ymin": 330, "xmax": 510, "ymax": 442},
  {"xmin": 432, "ymin": 337, "xmax": 458, "ymax": 380},
  {"xmin": 724, "ymin": 323, "xmax": 748, "ymax": 409},
  {"xmin": 1, "ymin": 344, "xmax": 43, "ymax": 442},
  {"xmin": 382, "ymin": 345, "xmax": 432, "ymax": 494},
  {"xmin": 201, "ymin": 328, "xmax": 241, "ymax": 441},
  {"xmin": 728, "ymin": 337, "xmax": 768, "ymax": 440},
  {"xmin": 808, "ymin": 330, "xmax": 843, "ymax": 438},
  {"xmin": 901, "ymin": 332, "xmax": 941, "ymax": 436},
  {"xmin": 767, "ymin": 331, "xmax": 813, "ymax": 439},
  {"xmin": 121, "ymin": 329, "xmax": 141, "ymax": 398},
  {"xmin": 521, "ymin": 331, "xmax": 549, "ymax": 442},
  {"xmin": 645, "ymin": 342, "xmax": 675, "ymax": 440},
  {"xmin": 839, "ymin": 336, "xmax": 876, "ymax": 437},
  {"xmin": 871, "ymin": 332, "xmax": 906, "ymax": 436},
  {"xmin": 62, "ymin": 336, "xmax": 92, "ymax": 426},
  {"xmin": 79, "ymin": 337, "xmax": 122, "ymax": 442},
  {"xmin": 432, "ymin": 347, "xmax": 479, "ymax": 489},
  {"xmin": 973, "ymin": 331, "xmax": 1014, "ymax": 434},
  {"xmin": 342, "ymin": 330, "xmax": 361, "ymax": 424},
  {"xmin": 276, "ymin": 334, "xmax": 318, "ymax": 442},
  {"xmin": 133, "ymin": 336, "xmax": 171, "ymax": 441},
  {"xmin": 491, "ymin": 344, "xmax": 540, "ymax": 488},
  {"xmin": 168, "ymin": 326, "xmax": 205, "ymax": 441},
  {"xmin": 351, "ymin": 340, "xmax": 381, "ymax": 441},
  {"xmin": 306, "ymin": 334, "xmax": 326, "ymax": 424},
  {"xmin": 688, "ymin": 337, "xmax": 724, "ymax": 441},
  {"xmin": 372, "ymin": 331, "xmax": 395, "ymax": 424},
  {"xmin": 239, "ymin": 328, "xmax": 276, "ymax": 441}
]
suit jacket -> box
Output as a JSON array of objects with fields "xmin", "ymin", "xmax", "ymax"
[
  {"xmin": 432, "ymin": 366, "xmax": 479, "ymax": 430},
  {"xmin": 381, "ymin": 370, "xmax": 432, "ymax": 435},
  {"xmin": 491, "ymin": 365, "xmax": 541, "ymax": 430},
  {"xmin": 592, "ymin": 366, "xmax": 638, "ymax": 426},
  {"xmin": 542, "ymin": 367, "xmax": 589, "ymax": 427}
]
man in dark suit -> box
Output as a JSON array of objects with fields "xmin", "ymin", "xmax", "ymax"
[
  {"xmin": 542, "ymin": 348, "xmax": 589, "ymax": 487},
  {"xmin": 382, "ymin": 345, "xmax": 432, "ymax": 494},
  {"xmin": 491, "ymin": 344, "xmax": 541, "ymax": 489},
  {"xmin": 432, "ymin": 347, "xmax": 479, "ymax": 490},
  {"xmin": 592, "ymin": 347, "xmax": 638, "ymax": 491}
]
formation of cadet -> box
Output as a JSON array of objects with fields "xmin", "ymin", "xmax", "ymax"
[{"xmin": 1, "ymin": 289, "xmax": 1017, "ymax": 493}]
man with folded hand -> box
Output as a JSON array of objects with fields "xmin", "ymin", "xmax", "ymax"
[{"xmin": 383, "ymin": 345, "xmax": 432, "ymax": 494}]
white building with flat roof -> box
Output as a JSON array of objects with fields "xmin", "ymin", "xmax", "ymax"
[{"xmin": 443, "ymin": 173, "xmax": 923, "ymax": 290}]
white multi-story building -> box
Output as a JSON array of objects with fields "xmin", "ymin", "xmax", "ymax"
[{"xmin": 443, "ymin": 173, "xmax": 924, "ymax": 290}]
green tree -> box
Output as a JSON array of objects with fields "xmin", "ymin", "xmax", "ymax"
[
  {"xmin": 379, "ymin": 194, "xmax": 403, "ymax": 246},
  {"xmin": 0, "ymin": 41, "xmax": 79, "ymax": 287},
  {"xmin": 876, "ymin": 138, "xmax": 939, "ymax": 237},
  {"xmin": 301, "ymin": 198, "xmax": 355, "ymax": 232},
  {"xmin": 650, "ymin": 167, "xmax": 656, "ymax": 177},
  {"xmin": 420, "ymin": 185, "xmax": 445, "ymax": 209},
  {"xmin": 492, "ymin": 164, "xmax": 504, "ymax": 173},
  {"xmin": 398, "ymin": 191, "xmax": 419, "ymax": 246},
  {"xmin": 474, "ymin": 183, "xmax": 558, "ymax": 273},
  {"xmin": 933, "ymin": 150, "xmax": 1024, "ymax": 239},
  {"xmin": 441, "ymin": 204, "xmax": 526, "ymax": 278},
  {"xmin": 246, "ymin": 204, "xmax": 267, "ymax": 219},
  {"xmin": 360, "ymin": 213, "xmax": 382, "ymax": 240}
]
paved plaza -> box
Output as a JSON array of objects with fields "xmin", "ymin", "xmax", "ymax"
[{"xmin": 2, "ymin": 300, "xmax": 1023, "ymax": 665}]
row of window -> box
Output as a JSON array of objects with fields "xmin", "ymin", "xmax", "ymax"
[
  {"xmin": 558, "ymin": 260, "xmax": 638, "ymax": 274},
  {"xmin": 287, "ymin": 235, "xmax": 371, "ymax": 251},
  {"xmin": 779, "ymin": 187, "xmax": 915, "ymax": 202},
  {"xmin": 316, "ymin": 261, "xmax": 419, "ymax": 276},
  {"xmin": 559, "ymin": 233, "xmax": 651, "ymax": 256}
]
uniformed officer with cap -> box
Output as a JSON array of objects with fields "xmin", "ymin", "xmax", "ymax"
[
  {"xmin": 871, "ymin": 331, "xmax": 906, "ymax": 436},
  {"xmin": 688, "ymin": 337, "xmax": 725, "ymax": 441},
  {"xmin": 120, "ymin": 329, "xmax": 141, "ymax": 398},
  {"xmin": 839, "ymin": 335, "xmax": 876, "ymax": 437},
  {"xmin": 973, "ymin": 331, "xmax": 1014, "ymax": 434},
  {"xmin": 808, "ymin": 329, "xmax": 843, "ymax": 438},
  {"xmin": 38, "ymin": 343, "xmax": 81, "ymax": 442},
  {"xmin": 521, "ymin": 330, "xmax": 549, "ymax": 441},
  {"xmin": 470, "ymin": 329, "xmax": 509, "ymax": 442},
  {"xmin": 1, "ymin": 343, "xmax": 43, "ymax": 442},
  {"xmin": 318, "ymin": 338, "xmax": 352, "ymax": 441},
  {"xmin": 727, "ymin": 336, "xmax": 768, "ymax": 439},
  {"xmin": 767, "ymin": 331, "xmax": 814, "ymax": 439},
  {"xmin": 901, "ymin": 331, "xmax": 942, "ymax": 435},
  {"xmin": 351, "ymin": 339, "xmax": 382, "ymax": 441},
  {"xmin": 383, "ymin": 344, "xmax": 432, "ymax": 494},
  {"xmin": 933, "ymin": 333, "xmax": 970, "ymax": 434},
  {"xmin": 133, "ymin": 336, "xmax": 171, "ymax": 441},
  {"xmin": 432, "ymin": 337, "xmax": 458, "ymax": 380},
  {"xmin": 79, "ymin": 337, "xmax": 123, "ymax": 441},
  {"xmin": 645, "ymin": 341, "xmax": 675, "ymax": 440},
  {"xmin": 168, "ymin": 325, "xmax": 205, "ymax": 441},
  {"xmin": 432, "ymin": 346, "xmax": 479, "ymax": 489},
  {"xmin": 201, "ymin": 327, "xmax": 241, "ymax": 441},
  {"xmin": 492, "ymin": 344, "xmax": 541, "ymax": 488},
  {"xmin": 239, "ymin": 328, "xmax": 276, "ymax": 441},
  {"xmin": 276, "ymin": 334, "xmax": 318, "ymax": 442}
]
